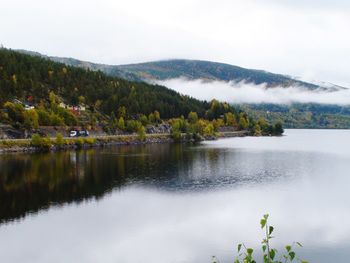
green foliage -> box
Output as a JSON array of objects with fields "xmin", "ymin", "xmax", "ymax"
[
  {"xmin": 55, "ymin": 107, "xmax": 78, "ymax": 126},
  {"xmin": 49, "ymin": 112, "xmax": 65, "ymax": 126},
  {"xmin": 239, "ymin": 114, "xmax": 249, "ymax": 130},
  {"xmin": 84, "ymin": 137, "xmax": 96, "ymax": 145},
  {"xmin": 171, "ymin": 129, "xmax": 182, "ymax": 142},
  {"xmin": 148, "ymin": 110, "xmax": 161, "ymax": 124},
  {"xmin": 272, "ymin": 122, "xmax": 284, "ymax": 135},
  {"xmin": 154, "ymin": 110, "xmax": 161, "ymax": 123},
  {"xmin": 30, "ymin": 134, "xmax": 52, "ymax": 149},
  {"xmin": 137, "ymin": 125, "xmax": 146, "ymax": 141},
  {"xmin": 203, "ymin": 123, "xmax": 215, "ymax": 137},
  {"xmin": 126, "ymin": 120, "xmax": 142, "ymax": 133},
  {"xmin": 4, "ymin": 102, "xmax": 24, "ymax": 124},
  {"xmin": 212, "ymin": 118, "xmax": 225, "ymax": 131},
  {"xmin": 0, "ymin": 139, "xmax": 30, "ymax": 148},
  {"xmin": 232, "ymin": 214, "xmax": 308, "ymax": 263},
  {"xmin": 54, "ymin": 133, "xmax": 65, "ymax": 146},
  {"xmin": 117, "ymin": 117, "xmax": 125, "ymax": 131},
  {"xmin": 206, "ymin": 99, "xmax": 234, "ymax": 120},
  {"xmin": 253, "ymin": 124, "xmax": 262, "ymax": 136},
  {"xmin": 37, "ymin": 109, "xmax": 51, "ymax": 126},
  {"xmin": 139, "ymin": 114, "xmax": 149, "ymax": 126},
  {"xmin": 74, "ymin": 137, "xmax": 84, "ymax": 148},
  {"xmin": 23, "ymin": 109, "xmax": 39, "ymax": 129},
  {"xmin": 0, "ymin": 110, "xmax": 9, "ymax": 124},
  {"xmin": 188, "ymin": 111, "xmax": 199, "ymax": 124},
  {"xmin": 170, "ymin": 119, "xmax": 183, "ymax": 142},
  {"xmin": 225, "ymin": 112, "xmax": 237, "ymax": 127},
  {"xmin": 239, "ymin": 103, "xmax": 350, "ymax": 129},
  {"xmin": 108, "ymin": 112, "xmax": 118, "ymax": 134},
  {"xmin": 49, "ymin": 91, "xmax": 59, "ymax": 109},
  {"xmin": 0, "ymin": 49, "xmax": 211, "ymax": 119},
  {"xmin": 2, "ymin": 93, "xmax": 77, "ymax": 128},
  {"xmin": 117, "ymin": 106, "xmax": 126, "ymax": 118},
  {"xmin": 0, "ymin": 49, "xmax": 285, "ymax": 134}
]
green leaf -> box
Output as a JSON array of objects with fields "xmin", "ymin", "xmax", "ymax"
[
  {"xmin": 301, "ymin": 261, "xmax": 309, "ymax": 263},
  {"xmin": 285, "ymin": 245, "xmax": 291, "ymax": 252},
  {"xmin": 269, "ymin": 226, "xmax": 274, "ymax": 235},
  {"xmin": 238, "ymin": 243, "xmax": 242, "ymax": 252},
  {"xmin": 289, "ymin": 251, "xmax": 296, "ymax": 260},
  {"xmin": 263, "ymin": 214, "xmax": 269, "ymax": 220},
  {"xmin": 247, "ymin": 248, "xmax": 254, "ymax": 256},
  {"xmin": 269, "ymin": 249, "xmax": 276, "ymax": 260},
  {"xmin": 260, "ymin": 219, "xmax": 267, "ymax": 229},
  {"xmin": 262, "ymin": 245, "xmax": 267, "ymax": 252}
]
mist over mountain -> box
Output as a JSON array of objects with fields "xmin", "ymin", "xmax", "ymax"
[
  {"xmin": 14, "ymin": 49, "xmax": 350, "ymax": 128},
  {"xmin": 16, "ymin": 49, "xmax": 345, "ymax": 91}
]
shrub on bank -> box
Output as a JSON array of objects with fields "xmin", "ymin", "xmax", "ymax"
[
  {"xmin": 137, "ymin": 126, "xmax": 146, "ymax": 141},
  {"xmin": 84, "ymin": 137, "xmax": 96, "ymax": 145},
  {"xmin": 54, "ymin": 133, "xmax": 65, "ymax": 147},
  {"xmin": 30, "ymin": 134, "xmax": 52, "ymax": 150},
  {"xmin": 0, "ymin": 139, "xmax": 30, "ymax": 148},
  {"xmin": 74, "ymin": 137, "xmax": 84, "ymax": 148}
]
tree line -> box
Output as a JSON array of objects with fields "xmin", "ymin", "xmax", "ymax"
[{"xmin": 0, "ymin": 48, "xmax": 283, "ymax": 137}]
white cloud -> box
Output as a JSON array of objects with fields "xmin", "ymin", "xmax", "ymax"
[
  {"xmin": 158, "ymin": 78, "xmax": 350, "ymax": 105},
  {"xmin": 0, "ymin": 0, "xmax": 350, "ymax": 86}
]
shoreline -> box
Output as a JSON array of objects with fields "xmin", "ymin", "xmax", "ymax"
[{"xmin": 0, "ymin": 131, "xmax": 249, "ymax": 154}]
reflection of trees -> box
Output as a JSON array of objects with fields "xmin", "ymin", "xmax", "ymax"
[
  {"xmin": 0, "ymin": 143, "xmax": 228, "ymax": 224},
  {"xmin": 0, "ymin": 144, "xmax": 177, "ymax": 223}
]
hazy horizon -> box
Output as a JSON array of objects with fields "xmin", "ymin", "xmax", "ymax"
[
  {"xmin": 158, "ymin": 78, "xmax": 350, "ymax": 105},
  {"xmin": 1, "ymin": 0, "xmax": 349, "ymax": 86}
]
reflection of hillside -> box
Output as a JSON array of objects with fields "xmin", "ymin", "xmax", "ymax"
[
  {"xmin": 0, "ymin": 144, "xmax": 183, "ymax": 223},
  {"xmin": 0, "ymin": 143, "xmax": 290, "ymax": 224}
]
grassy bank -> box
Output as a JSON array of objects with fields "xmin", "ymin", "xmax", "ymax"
[
  {"xmin": 0, "ymin": 133, "xmax": 173, "ymax": 153},
  {"xmin": 0, "ymin": 131, "xmax": 253, "ymax": 153}
]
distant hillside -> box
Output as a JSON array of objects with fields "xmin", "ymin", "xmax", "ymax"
[
  {"xmin": 16, "ymin": 49, "xmax": 143, "ymax": 82},
  {"xmin": 0, "ymin": 49, "xmax": 210, "ymax": 118},
  {"xmin": 11, "ymin": 49, "xmax": 350, "ymax": 128},
  {"xmin": 16, "ymin": 50, "xmax": 345, "ymax": 90},
  {"xmin": 2, "ymin": 48, "xmax": 286, "ymax": 139},
  {"xmin": 239, "ymin": 103, "xmax": 350, "ymax": 129},
  {"xmin": 118, "ymin": 60, "xmax": 323, "ymax": 89}
]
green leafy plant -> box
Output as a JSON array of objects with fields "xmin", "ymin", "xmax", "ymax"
[
  {"xmin": 74, "ymin": 137, "xmax": 85, "ymax": 148},
  {"xmin": 54, "ymin": 133, "xmax": 65, "ymax": 147},
  {"xmin": 84, "ymin": 137, "xmax": 96, "ymax": 145},
  {"xmin": 137, "ymin": 126, "xmax": 146, "ymax": 142},
  {"xmin": 224, "ymin": 214, "xmax": 308, "ymax": 263},
  {"xmin": 30, "ymin": 134, "xmax": 52, "ymax": 150}
]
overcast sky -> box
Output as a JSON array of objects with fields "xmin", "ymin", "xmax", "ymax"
[{"xmin": 1, "ymin": 0, "xmax": 350, "ymax": 86}]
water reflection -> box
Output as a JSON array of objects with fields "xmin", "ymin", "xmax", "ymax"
[
  {"xmin": 0, "ymin": 142, "xmax": 315, "ymax": 224},
  {"xmin": 1, "ymin": 130, "xmax": 350, "ymax": 263},
  {"xmin": 0, "ymin": 138, "xmax": 334, "ymax": 225},
  {"xmin": 0, "ymin": 145, "xmax": 166, "ymax": 223}
]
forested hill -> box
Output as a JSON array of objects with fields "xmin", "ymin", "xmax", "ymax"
[
  {"xmin": 0, "ymin": 49, "xmax": 208, "ymax": 118},
  {"xmin": 17, "ymin": 50, "xmax": 344, "ymax": 90},
  {"xmin": 118, "ymin": 60, "xmax": 322, "ymax": 89}
]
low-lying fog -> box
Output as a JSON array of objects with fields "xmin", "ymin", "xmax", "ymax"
[{"xmin": 158, "ymin": 78, "xmax": 350, "ymax": 105}]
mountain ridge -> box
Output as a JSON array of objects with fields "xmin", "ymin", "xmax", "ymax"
[
  {"xmin": 5, "ymin": 48, "xmax": 350, "ymax": 129},
  {"xmin": 15, "ymin": 49, "xmax": 346, "ymax": 91}
]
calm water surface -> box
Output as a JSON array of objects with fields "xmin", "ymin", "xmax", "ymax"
[{"xmin": 1, "ymin": 129, "xmax": 350, "ymax": 263}]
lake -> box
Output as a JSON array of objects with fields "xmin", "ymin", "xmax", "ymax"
[{"xmin": 1, "ymin": 129, "xmax": 350, "ymax": 263}]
